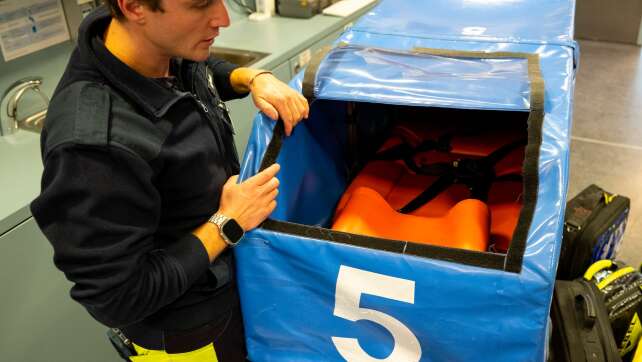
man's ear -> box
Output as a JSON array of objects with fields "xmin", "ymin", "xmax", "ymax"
[{"xmin": 116, "ymin": 0, "xmax": 147, "ymax": 24}]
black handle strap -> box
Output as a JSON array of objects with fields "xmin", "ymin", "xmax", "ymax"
[{"xmin": 575, "ymin": 293, "xmax": 597, "ymax": 329}]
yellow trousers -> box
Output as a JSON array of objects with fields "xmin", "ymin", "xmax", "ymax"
[
  {"xmin": 634, "ymin": 339, "xmax": 642, "ymax": 362},
  {"xmin": 130, "ymin": 343, "xmax": 219, "ymax": 362}
]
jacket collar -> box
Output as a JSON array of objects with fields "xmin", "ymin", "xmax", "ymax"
[{"xmin": 78, "ymin": 6, "xmax": 191, "ymax": 118}]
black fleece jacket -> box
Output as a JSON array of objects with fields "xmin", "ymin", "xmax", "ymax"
[{"xmin": 30, "ymin": 6, "xmax": 248, "ymax": 332}]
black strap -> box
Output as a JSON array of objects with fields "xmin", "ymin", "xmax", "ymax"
[
  {"xmin": 258, "ymin": 120, "xmax": 285, "ymax": 172},
  {"xmin": 302, "ymin": 46, "xmax": 333, "ymax": 104},
  {"xmin": 398, "ymin": 174, "xmax": 456, "ymax": 213},
  {"xmin": 374, "ymin": 134, "xmax": 453, "ymax": 173},
  {"xmin": 485, "ymin": 138, "xmax": 527, "ymax": 166},
  {"xmin": 398, "ymin": 138, "xmax": 526, "ymax": 213}
]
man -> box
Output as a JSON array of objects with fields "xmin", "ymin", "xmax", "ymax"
[{"xmin": 30, "ymin": 0, "xmax": 308, "ymax": 360}]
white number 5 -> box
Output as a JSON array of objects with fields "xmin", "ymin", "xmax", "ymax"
[{"xmin": 331, "ymin": 265, "xmax": 422, "ymax": 362}]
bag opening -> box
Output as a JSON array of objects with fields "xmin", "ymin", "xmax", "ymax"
[{"xmin": 252, "ymin": 47, "xmax": 544, "ymax": 273}]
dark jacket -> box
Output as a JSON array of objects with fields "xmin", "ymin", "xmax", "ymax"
[{"xmin": 30, "ymin": 6, "xmax": 248, "ymax": 333}]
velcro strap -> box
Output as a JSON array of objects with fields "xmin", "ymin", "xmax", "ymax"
[
  {"xmin": 74, "ymin": 83, "xmax": 110, "ymax": 146},
  {"xmin": 302, "ymin": 45, "xmax": 333, "ymax": 103}
]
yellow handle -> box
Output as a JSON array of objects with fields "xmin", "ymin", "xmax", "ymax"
[
  {"xmin": 597, "ymin": 266, "xmax": 635, "ymax": 290},
  {"xmin": 583, "ymin": 260, "xmax": 614, "ymax": 281}
]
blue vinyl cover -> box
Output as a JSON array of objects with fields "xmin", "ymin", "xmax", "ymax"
[
  {"xmin": 236, "ymin": 1, "xmax": 578, "ymax": 361},
  {"xmin": 315, "ymin": 46, "xmax": 532, "ymax": 111}
]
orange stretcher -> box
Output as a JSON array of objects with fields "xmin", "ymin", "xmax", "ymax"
[
  {"xmin": 332, "ymin": 121, "xmax": 525, "ymax": 252},
  {"xmin": 333, "ymin": 186, "xmax": 490, "ymax": 251}
]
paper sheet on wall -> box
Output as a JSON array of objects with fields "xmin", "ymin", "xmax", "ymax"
[{"xmin": 0, "ymin": 0, "xmax": 70, "ymax": 62}]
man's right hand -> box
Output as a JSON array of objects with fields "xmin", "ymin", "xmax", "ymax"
[{"xmin": 218, "ymin": 163, "xmax": 281, "ymax": 231}]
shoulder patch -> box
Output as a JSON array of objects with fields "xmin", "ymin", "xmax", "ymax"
[
  {"xmin": 44, "ymin": 81, "xmax": 171, "ymax": 162},
  {"xmin": 43, "ymin": 81, "xmax": 110, "ymax": 158},
  {"xmin": 74, "ymin": 82, "xmax": 110, "ymax": 146}
]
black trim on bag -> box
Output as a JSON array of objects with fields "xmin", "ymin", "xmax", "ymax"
[
  {"xmin": 261, "ymin": 219, "xmax": 506, "ymax": 270},
  {"xmin": 258, "ymin": 120, "xmax": 284, "ymax": 172},
  {"xmin": 258, "ymin": 47, "xmax": 545, "ymax": 274}
]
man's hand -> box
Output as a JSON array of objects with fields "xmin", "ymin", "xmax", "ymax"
[
  {"xmin": 230, "ymin": 67, "xmax": 309, "ymax": 136},
  {"xmin": 249, "ymin": 73, "xmax": 309, "ymax": 136},
  {"xmin": 217, "ymin": 163, "xmax": 281, "ymax": 231}
]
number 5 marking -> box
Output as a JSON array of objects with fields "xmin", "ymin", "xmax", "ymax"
[{"xmin": 331, "ymin": 265, "xmax": 422, "ymax": 361}]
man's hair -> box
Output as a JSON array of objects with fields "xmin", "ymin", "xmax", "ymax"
[{"xmin": 103, "ymin": 0, "xmax": 164, "ymax": 20}]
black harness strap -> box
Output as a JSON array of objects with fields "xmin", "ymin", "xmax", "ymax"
[
  {"xmin": 399, "ymin": 174, "xmax": 457, "ymax": 214},
  {"xmin": 374, "ymin": 133, "xmax": 453, "ymax": 173},
  {"xmin": 398, "ymin": 138, "xmax": 527, "ymax": 213}
]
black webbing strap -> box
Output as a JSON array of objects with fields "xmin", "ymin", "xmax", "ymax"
[
  {"xmin": 374, "ymin": 134, "xmax": 453, "ymax": 173},
  {"xmin": 302, "ymin": 46, "xmax": 333, "ymax": 104},
  {"xmin": 399, "ymin": 174, "xmax": 456, "ymax": 214},
  {"xmin": 398, "ymin": 138, "xmax": 527, "ymax": 213},
  {"xmin": 258, "ymin": 120, "xmax": 285, "ymax": 172}
]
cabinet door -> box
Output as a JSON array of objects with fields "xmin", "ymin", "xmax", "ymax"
[
  {"xmin": 227, "ymin": 96, "xmax": 258, "ymax": 159},
  {"xmin": 0, "ymin": 218, "xmax": 116, "ymax": 362},
  {"xmin": 271, "ymin": 60, "xmax": 292, "ymax": 83}
]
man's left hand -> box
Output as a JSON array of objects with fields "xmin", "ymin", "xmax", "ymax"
[
  {"xmin": 249, "ymin": 72, "xmax": 309, "ymax": 136},
  {"xmin": 230, "ymin": 67, "xmax": 309, "ymax": 137}
]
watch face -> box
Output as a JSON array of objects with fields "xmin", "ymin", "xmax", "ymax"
[{"xmin": 222, "ymin": 219, "xmax": 244, "ymax": 244}]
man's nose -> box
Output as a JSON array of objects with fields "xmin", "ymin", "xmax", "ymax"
[{"xmin": 209, "ymin": 1, "xmax": 231, "ymax": 28}]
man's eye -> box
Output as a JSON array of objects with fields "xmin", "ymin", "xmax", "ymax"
[{"xmin": 193, "ymin": 0, "xmax": 212, "ymax": 9}]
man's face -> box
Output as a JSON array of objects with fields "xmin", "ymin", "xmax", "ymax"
[{"xmin": 140, "ymin": 0, "xmax": 230, "ymax": 61}]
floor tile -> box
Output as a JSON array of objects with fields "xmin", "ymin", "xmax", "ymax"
[{"xmin": 572, "ymin": 40, "xmax": 642, "ymax": 147}]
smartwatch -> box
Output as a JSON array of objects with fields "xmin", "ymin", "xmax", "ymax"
[{"xmin": 208, "ymin": 213, "xmax": 244, "ymax": 247}]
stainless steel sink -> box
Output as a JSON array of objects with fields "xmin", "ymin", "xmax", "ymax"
[{"xmin": 209, "ymin": 47, "xmax": 269, "ymax": 67}]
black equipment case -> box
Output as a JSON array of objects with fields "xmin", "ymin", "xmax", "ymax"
[
  {"xmin": 550, "ymin": 279, "xmax": 622, "ymax": 362},
  {"xmin": 557, "ymin": 184, "xmax": 630, "ymax": 280}
]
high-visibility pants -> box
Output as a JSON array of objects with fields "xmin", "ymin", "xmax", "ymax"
[
  {"xmin": 131, "ymin": 343, "xmax": 218, "ymax": 362},
  {"xmin": 123, "ymin": 300, "xmax": 246, "ymax": 362},
  {"xmin": 633, "ymin": 338, "xmax": 642, "ymax": 362}
]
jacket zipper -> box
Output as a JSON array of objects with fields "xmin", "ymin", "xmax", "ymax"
[
  {"xmin": 195, "ymin": 97, "xmax": 209, "ymax": 114},
  {"xmin": 190, "ymin": 64, "xmax": 239, "ymax": 174}
]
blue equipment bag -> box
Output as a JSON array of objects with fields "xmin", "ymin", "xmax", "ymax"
[{"xmin": 236, "ymin": 1, "xmax": 579, "ymax": 361}]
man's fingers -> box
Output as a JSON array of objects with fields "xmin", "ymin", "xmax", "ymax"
[
  {"xmin": 286, "ymin": 98, "xmax": 304, "ymax": 136},
  {"xmin": 256, "ymin": 98, "xmax": 279, "ymax": 120},
  {"xmin": 297, "ymin": 95, "xmax": 309, "ymax": 119},
  {"xmin": 246, "ymin": 163, "xmax": 280, "ymax": 186},
  {"xmin": 258, "ymin": 177, "xmax": 279, "ymax": 195},
  {"xmin": 288, "ymin": 97, "xmax": 303, "ymax": 122},
  {"xmin": 276, "ymin": 101, "xmax": 294, "ymax": 134}
]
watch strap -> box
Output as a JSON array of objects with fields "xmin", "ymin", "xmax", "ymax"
[{"xmin": 208, "ymin": 213, "xmax": 239, "ymax": 246}]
